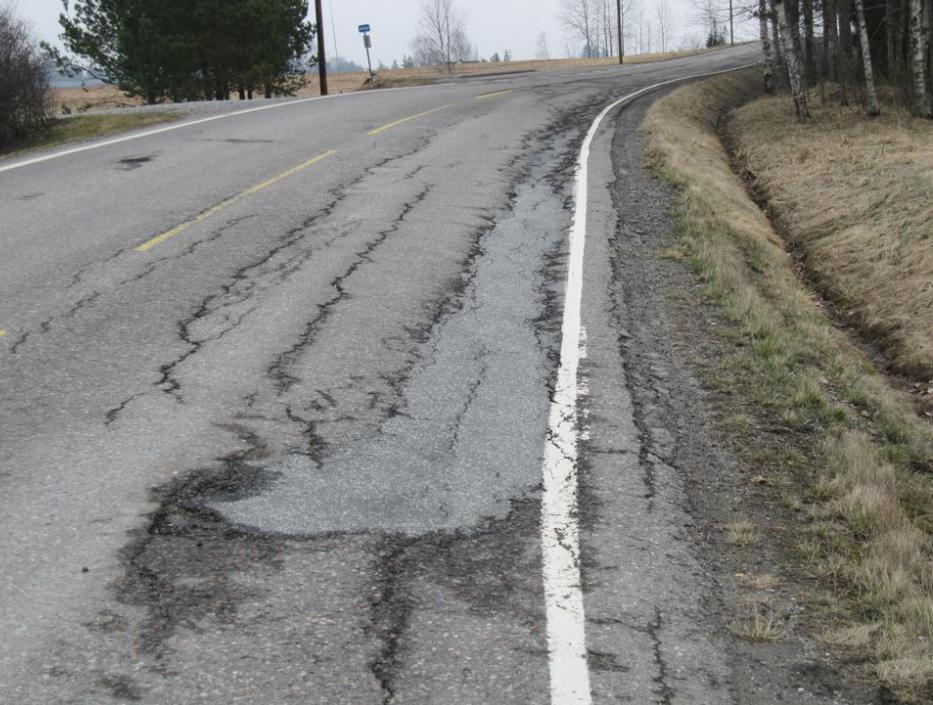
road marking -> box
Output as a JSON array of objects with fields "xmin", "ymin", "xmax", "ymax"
[
  {"xmin": 0, "ymin": 79, "xmax": 458, "ymax": 175},
  {"xmin": 135, "ymin": 149, "xmax": 336, "ymax": 252},
  {"xmin": 0, "ymin": 99, "xmax": 341, "ymax": 175},
  {"xmin": 474, "ymin": 88, "xmax": 521, "ymax": 100},
  {"xmin": 540, "ymin": 60, "xmax": 760, "ymax": 705},
  {"xmin": 0, "ymin": 330, "xmax": 6, "ymax": 338},
  {"xmin": 367, "ymin": 104, "xmax": 454, "ymax": 136}
]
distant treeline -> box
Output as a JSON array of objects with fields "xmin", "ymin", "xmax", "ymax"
[{"xmin": 46, "ymin": 0, "xmax": 315, "ymax": 103}]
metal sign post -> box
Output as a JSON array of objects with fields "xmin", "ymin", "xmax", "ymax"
[{"xmin": 359, "ymin": 24, "xmax": 374, "ymax": 78}]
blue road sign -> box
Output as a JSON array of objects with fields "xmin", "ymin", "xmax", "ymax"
[{"xmin": 358, "ymin": 24, "xmax": 370, "ymax": 33}]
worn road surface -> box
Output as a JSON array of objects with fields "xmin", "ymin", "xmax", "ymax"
[{"xmin": 0, "ymin": 44, "xmax": 849, "ymax": 705}]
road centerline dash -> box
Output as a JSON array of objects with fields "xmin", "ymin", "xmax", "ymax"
[
  {"xmin": 135, "ymin": 149, "xmax": 336, "ymax": 252},
  {"xmin": 474, "ymin": 88, "xmax": 521, "ymax": 101},
  {"xmin": 367, "ymin": 104, "xmax": 454, "ymax": 136}
]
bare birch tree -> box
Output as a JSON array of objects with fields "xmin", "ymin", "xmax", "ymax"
[
  {"xmin": 774, "ymin": 0, "xmax": 810, "ymax": 118},
  {"xmin": 561, "ymin": 0, "xmax": 632, "ymax": 58},
  {"xmin": 853, "ymin": 0, "xmax": 881, "ymax": 115},
  {"xmin": 656, "ymin": 0, "xmax": 674, "ymax": 51},
  {"xmin": 909, "ymin": 0, "xmax": 932, "ymax": 115},
  {"xmin": 801, "ymin": 0, "xmax": 816, "ymax": 85},
  {"xmin": 561, "ymin": 0, "xmax": 596, "ymax": 57},
  {"xmin": 759, "ymin": 0, "xmax": 776, "ymax": 92}
]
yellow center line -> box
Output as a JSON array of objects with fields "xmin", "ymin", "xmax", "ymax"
[
  {"xmin": 474, "ymin": 88, "xmax": 522, "ymax": 101},
  {"xmin": 367, "ymin": 104, "xmax": 455, "ymax": 136},
  {"xmin": 0, "ymin": 330, "xmax": 6, "ymax": 338},
  {"xmin": 135, "ymin": 149, "xmax": 337, "ymax": 253}
]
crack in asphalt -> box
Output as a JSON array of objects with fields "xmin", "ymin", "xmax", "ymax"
[
  {"xmin": 104, "ymin": 139, "xmax": 439, "ymax": 424},
  {"xmin": 267, "ymin": 182, "xmax": 435, "ymax": 394},
  {"xmin": 366, "ymin": 537, "xmax": 415, "ymax": 705},
  {"xmin": 649, "ymin": 607, "xmax": 675, "ymax": 705},
  {"xmin": 10, "ymin": 290, "xmax": 101, "ymax": 354},
  {"xmin": 91, "ymin": 92, "xmax": 610, "ymax": 701},
  {"xmin": 115, "ymin": 427, "xmax": 281, "ymax": 658},
  {"xmin": 104, "ymin": 392, "xmax": 148, "ymax": 427},
  {"xmin": 283, "ymin": 404, "xmax": 323, "ymax": 459},
  {"xmin": 607, "ymin": 157, "xmax": 663, "ymax": 511},
  {"xmin": 448, "ymin": 345, "xmax": 489, "ymax": 454}
]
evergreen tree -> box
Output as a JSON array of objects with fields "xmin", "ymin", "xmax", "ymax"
[{"xmin": 47, "ymin": 0, "xmax": 314, "ymax": 103}]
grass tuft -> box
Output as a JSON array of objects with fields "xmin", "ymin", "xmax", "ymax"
[{"xmin": 730, "ymin": 602, "xmax": 784, "ymax": 642}]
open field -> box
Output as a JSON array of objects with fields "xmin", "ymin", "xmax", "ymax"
[
  {"xmin": 643, "ymin": 71, "xmax": 933, "ymax": 702},
  {"xmin": 730, "ymin": 94, "xmax": 933, "ymax": 382},
  {"xmin": 50, "ymin": 48, "xmax": 719, "ymax": 114}
]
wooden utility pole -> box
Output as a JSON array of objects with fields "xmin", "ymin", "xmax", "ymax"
[
  {"xmin": 314, "ymin": 0, "xmax": 328, "ymax": 96},
  {"xmin": 617, "ymin": 0, "xmax": 624, "ymax": 63},
  {"xmin": 730, "ymin": 0, "xmax": 735, "ymax": 43}
]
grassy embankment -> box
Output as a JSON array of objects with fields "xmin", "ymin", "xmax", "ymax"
[
  {"xmin": 1, "ymin": 112, "xmax": 177, "ymax": 158},
  {"xmin": 642, "ymin": 72, "xmax": 933, "ymax": 701},
  {"xmin": 732, "ymin": 96, "xmax": 933, "ymax": 382}
]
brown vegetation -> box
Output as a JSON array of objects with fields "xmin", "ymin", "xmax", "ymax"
[
  {"xmin": 1, "ymin": 113, "xmax": 177, "ymax": 158},
  {"xmin": 731, "ymin": 93, "xmax": 933, "ymax": 380},
  {"xmin": 643, "ymin": 70, "xmax": 933, "ymax": 702}
]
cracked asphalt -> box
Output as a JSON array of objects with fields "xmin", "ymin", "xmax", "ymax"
[{"xmin": 0, "ymin": 45, "xmax": 825, "ymax": 705}]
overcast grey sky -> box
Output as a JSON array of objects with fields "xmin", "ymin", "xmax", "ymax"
[{"xmin": 16, "ymin": 0, "xmax": 753, "ymax": 68}]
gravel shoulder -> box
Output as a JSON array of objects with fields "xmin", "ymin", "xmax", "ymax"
[{"xmin": 597, "ymin": 91, "xmax": 883, "ymax": 704}]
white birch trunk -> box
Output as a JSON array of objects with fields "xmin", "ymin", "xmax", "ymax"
[
  {"xmin": 854, "ymin": 0, "xmax": 881, "ymax": 115},
  {"xmin": 909, "ymin": 0, "xmax": 932, "ymax": 115},
  {"xmin": 775, "ymin": 0, "xmax": 811, "ymax": 117},
  {"xmin": 760, "ymin": 0, "xmax": 776, "ymax": 92}
]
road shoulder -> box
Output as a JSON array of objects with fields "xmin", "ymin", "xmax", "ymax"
[{"xmin": 578, "ymin": 91, "xmax": 880, "ymax": 704}]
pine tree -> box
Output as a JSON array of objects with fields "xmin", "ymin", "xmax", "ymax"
[{"xmin": 49, "ymin": 0, "xmax": 313, "ymax": 103}]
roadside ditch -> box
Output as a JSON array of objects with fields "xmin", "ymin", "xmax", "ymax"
[{"xmin": 639, "ymin": 70, "xmax": 933, "ymax": 702}]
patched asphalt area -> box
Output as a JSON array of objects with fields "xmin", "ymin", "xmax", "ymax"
[{"xmin": 14, "ymin": 91, "xmax": 608, "ymax": 705}]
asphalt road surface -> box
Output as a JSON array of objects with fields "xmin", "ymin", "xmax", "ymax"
[{"xmin": 1, "ymin": 45, "xmax": 762, "ymax": 704}]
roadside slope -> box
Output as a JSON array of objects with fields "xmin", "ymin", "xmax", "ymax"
[
  {"xmin": 731, "ymin": 95, "xmax": 933, "ymax": 382},
  {"xmin": 642, "ymin": 71, "xmax": 933, "ymax": 702}
]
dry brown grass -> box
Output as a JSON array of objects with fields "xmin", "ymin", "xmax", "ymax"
[
  {"xmin": 737, "ymin": 572, "xmax": 783, "ymax": 590},
  {"xmin": 50, "ymin": 47, "xmax": 718, "ymax": 114},
  {"xmin": 730, "ymin": 601, "xmax": 784, "ymax": 642},
  {"xmin": 725, "ymin": 519, "xmax": 758, "ymax": 545},
  {"xmin": 0, "ymin": 112, "xmax": 178, "ymax": 158},
  {"xmin": 642, "ymin": 71, "xmax": 933, "ymax": 702},
  {"xmin": 731, "ymin": 95, "xmax": 933, "ymax": 380},
  {"xmin": 52, "ymin": 84, "xmax": 145, "ymax": 113}
]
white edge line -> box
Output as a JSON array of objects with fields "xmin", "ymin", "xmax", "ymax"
[
  {"xmin": 540, "ymin": 60, "xmax": 759, "ymax": 705},
  {"xmin": 0, "ymin": 81, "xmax": 440, "ymax": 175}
]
